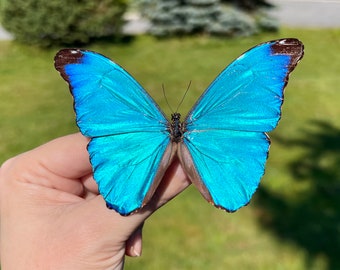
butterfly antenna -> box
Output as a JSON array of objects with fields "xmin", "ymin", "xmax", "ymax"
[
  {"xmin": 162, "ymin": 83, "xmax": 174, "ymax": 114},
  {"xmin": 175, "ymin": 80, "xmax": 191, "ymax": 113}
]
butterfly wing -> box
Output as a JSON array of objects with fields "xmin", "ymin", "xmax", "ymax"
[
  {"xmin": 179, "ymin": 38, "xmax": 304, "ymax": 212},
  {"xmin": 55, "ymin": 49, "xmax": 173, "ymax": 215}
]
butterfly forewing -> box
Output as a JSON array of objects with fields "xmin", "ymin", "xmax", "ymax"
[
  {"xmin": 185, "ymin": 39, "xmax": 303, "ymax": 132},
  {"xmin": 55, "ymin": 49, "xmax": 168, "ymax": 136}
]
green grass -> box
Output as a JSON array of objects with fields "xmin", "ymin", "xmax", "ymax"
[{"xmin": 1, "ymin": 28, "xmax": 340, "ymax": 269}]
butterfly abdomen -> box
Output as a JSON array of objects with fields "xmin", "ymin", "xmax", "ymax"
[{"xmin": 170, "ymin": 113, "xmax": 185, "ymax": 143}]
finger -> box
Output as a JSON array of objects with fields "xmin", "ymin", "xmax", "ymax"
[
  {"xmin": 31, "ymin": 133, "xmax": 91, "ymax": 179},
  {"xmin": 4, "ymin": 133, "xmax": 94, "ymax": 196},
  {"xmin": 125, "ymin": 223, "xmax": 144, "ymax": 257},
  {"xmin": 143, "ymin": 158, "xmax": 191, "ymax": 212}
]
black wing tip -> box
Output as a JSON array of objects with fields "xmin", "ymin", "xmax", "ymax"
[
  {"xmin": 271, "ymin": 38, "xmax": 304, "ymax": 56},
  {"xmin": 54, "ymin": 49, "xmax": 85, "ymax": 82},
  {"xmin": 267, "ymin": 38, "xmax": 304, "ymax": 93},
  {"xmin": 54, "ymin": 49, "xmax": 85, "ymax": 67},
  {"xmin": 270, "ymin": 38, "xmax": 304, "ymax": 69},
  {"xmin": 271, "ymin": 38, "xmax": 303, "ymax": 46}
]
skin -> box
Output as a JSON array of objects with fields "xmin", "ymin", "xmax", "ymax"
[{"xmin": 0, "ymin": 133, "xmax": 190, "ymax": 270}]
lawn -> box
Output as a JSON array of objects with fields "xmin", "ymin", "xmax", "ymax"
[{"xmin": 1, "ymin": 28, "xmax": 340, "ymax": 269}]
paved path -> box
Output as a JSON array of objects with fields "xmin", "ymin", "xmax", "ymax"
[
  {"xmin": 268, "ymin": 0, "xmax": 340, "ymax": 28},
  {"xmin": 1, "ymin": 0, "xmax": 340, "ymax": 40}
]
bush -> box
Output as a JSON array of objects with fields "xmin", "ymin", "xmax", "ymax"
[
  {"xmin": 0, "ymin": 0, "xmax": 128, "ymax": 47},
  {"xmin": 208, "ymin": 7, "xmax": 257, "ymax": 37},
  {"xmin": 148, "ymin": 0, "xmax": 222, "ymax": 37}
]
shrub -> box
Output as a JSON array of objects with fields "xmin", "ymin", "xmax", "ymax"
[
  {"xmin": 208, "ymin": 7, "xmax": 257, "ymax": 37},
  {"xmin": 0, "ymin": 0, "xmax": 128, "ymax": 47}
]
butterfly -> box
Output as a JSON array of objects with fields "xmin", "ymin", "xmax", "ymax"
[{"xmin": 54, "ymin": 38, "xmax": 304, "ymax": 216}]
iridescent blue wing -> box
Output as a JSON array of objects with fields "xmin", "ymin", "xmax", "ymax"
[
  {"xmin": 179, "ymin": 38, "xmax": 304, "ymax": 212},
  {"xmin": 55, "ymin": 49, "xmax": 173, "ymax": 215}
]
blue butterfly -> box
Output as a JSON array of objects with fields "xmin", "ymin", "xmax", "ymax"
[{"xmin": 54, "ymin": 38, "xmax": 304, "ymax": 216}]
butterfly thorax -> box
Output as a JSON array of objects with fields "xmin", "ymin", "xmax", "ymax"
[{"xmin": 170, "ymin": 113, "xmax": 185, "ymax": 143}]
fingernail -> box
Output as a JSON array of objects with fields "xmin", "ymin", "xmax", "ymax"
[{"xmin": 131, "ymin": 246, "xmax": 141, "ymax": 257}]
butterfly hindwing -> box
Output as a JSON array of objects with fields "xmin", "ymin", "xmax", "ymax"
[
  {"xmin": 179, "ymin": 129, "xmax": 270, "ymax": 211},
  {"xmin": 88, "ymin": 132, "xmax": 172, "ymax": 215},
  {"xmin": 180, "ymin": 38, "xmax": 304, "ymax": 212},
  {"xmin": 55, "ymin": 49, "xmax": 173, "ymax": 215}
]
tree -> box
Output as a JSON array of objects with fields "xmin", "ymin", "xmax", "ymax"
[
  {"xmin": 0, "ymin": 0, "xmax": 128, "ymax": 47},
  {"xmin": 221, "ymin": 0, "xmax": 277, "ymax": 32},
  {"xmin": 151, "ymin": 0, "xmax": 219, "ymax": 36}
]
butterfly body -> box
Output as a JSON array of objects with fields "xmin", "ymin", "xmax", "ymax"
[
  {"xmin": 169, "ymin": 113, "xmax": 185, "ymax": 143},
  {"xmin": 55, "ymin": 38, "xmax": 304, "ymax": 215}
]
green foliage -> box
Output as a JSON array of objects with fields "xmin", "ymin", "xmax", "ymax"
[
  {"xmin": 136, "ymin": 0, "xmax": 278, "ymax": 37},
  {"xmin": 208, "ymin": 6, "xmax": 257, "ymax": 36},
  {"xmin": 149, "ymin": 0, "xmax": 222, "ymax": 37},
  {"xmin": 256, "ymin": 12, "xmax": 279, "ymax": 32},
  {"xmin": 0, "ymin": 0, "xmax": 128, "ymax": 47}
]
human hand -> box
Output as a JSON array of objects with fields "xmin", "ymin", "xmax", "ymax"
[{"xmin": 0, "ymin": 133, "xmax": 190, "ymax": 270}]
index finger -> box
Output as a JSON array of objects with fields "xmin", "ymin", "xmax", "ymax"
[
  {"xmin": 32, "ymin": 133, "xmax": 92, "ymax": 179},
  {"xmin": 1, "ymin": 133, "xmax": 94, "ymax": 196}
]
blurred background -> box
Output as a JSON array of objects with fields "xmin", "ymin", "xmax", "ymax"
[{"xmin": 1, "ymin": 0, "xmax": 340, "ymax": 269}]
